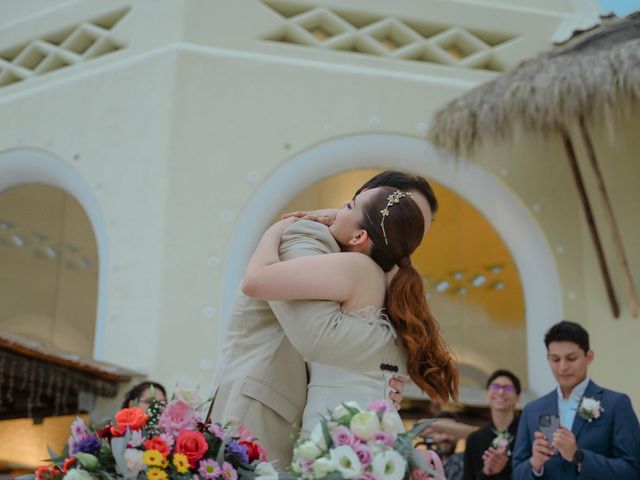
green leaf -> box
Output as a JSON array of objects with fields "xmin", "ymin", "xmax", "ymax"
[
  {"xmin": 15, "ymin": 474, "xmax": 36, "ymax": 480},
  {"xmin": 408, "ymin": 419, "xmax": 436, "ymax": 438},
  {"xmin": 321, "ymin": 420, "xmax": 334, "ymax": 450},
  {"xmin": 75, "ymin": 453, "xmax": 100, "ymax": 470}
]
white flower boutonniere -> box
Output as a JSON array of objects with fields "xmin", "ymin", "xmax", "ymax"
[
  {"xmin": 579, "ymin": 397, "xmax": 604, "ymax": 422},
  {"xmin": 491, "ymin": 430, "xmax": 514, "ymax": 456}
]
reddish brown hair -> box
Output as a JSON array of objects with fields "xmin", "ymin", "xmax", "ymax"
[{"xmin": 360, "ymin": 187, "xmax": 458, "ymax": 402}]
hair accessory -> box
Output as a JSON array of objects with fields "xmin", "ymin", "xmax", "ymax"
[{"xmin": 380, "ymin": 190, "xmax": 412, "ymax": 245}]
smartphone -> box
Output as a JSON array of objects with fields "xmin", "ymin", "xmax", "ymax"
[{"xmin": 538, "ymin": 414, "xmax": 560, "ymax": 455}]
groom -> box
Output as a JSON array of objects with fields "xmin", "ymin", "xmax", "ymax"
[
  {"xmin": 512, "ymin": 320, "xmax": 640, "ymax": 479},
  {"xmin": 210, "ymin": 171, "xmax": 438, "ymax": 466}
]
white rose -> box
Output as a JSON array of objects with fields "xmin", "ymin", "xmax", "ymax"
[
  {"xmin": 581, "ymin": 398, "xmax": 599, "ymax": 410},
  {"xmin": 64, "ymin": 470, "xmax": 93, "ymax": 480},
  {"xmin": 310, "ymin": 422, "xmax": 328, "ymax": 450},
  {"xmin": 371, "ymin": 450, "xmax": 407, "ymax": 480},
  {"xmin": 312, "ymin": 456, "xmax": 338, "ymax": 477},
  {"xmin": 350, "ymin": 411, "xmax": 381, "ymax": 441},
  {"xmin": 173, "ymin": 385, "xmax": 203, "ymax": 408},
  {"xmin": 381, "ymin": 412, "xmax": 404, "ymax": 434},
  {"xmin": 332, "ymin": 401, "xmax": 362, "ymax": 419},
  {"xmin": 255, "ymin": 461, "xmax": 279, "ymax": 480},
  {"xmin": 123, "ymin": 448, "xmax": 146, "ymax": 479},
  {"xmin": 330, "ymin": 445, "xmax": 362, "ymax": 479},
  {"xmin": 298, "ymin": 440, "xmax": 322, "ymax": 460}
]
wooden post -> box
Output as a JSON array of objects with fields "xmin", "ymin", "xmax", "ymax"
[
  {"xmin": 579, "ymin": 117, "xmax": 638, "ymax": 317},
  {"xmin": 560, "ymin": 127, "xmax": 620, "ymax": 318}
]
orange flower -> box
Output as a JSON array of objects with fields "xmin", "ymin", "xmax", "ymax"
[
  {"xmin": 144, "ymin": 437, "xmax": 170, "ymax": 458},
  {"xmin": 113, "ymin": 407, "xmax": 148, "ymax": 435}
]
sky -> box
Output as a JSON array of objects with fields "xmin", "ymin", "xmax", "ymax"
[{"xmin": 597, "ymin": 0, "xmax": 640, "ymax": 15}]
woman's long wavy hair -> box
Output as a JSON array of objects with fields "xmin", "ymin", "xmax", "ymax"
[{"xmin": 360, "ymin": 187, "xmax": 458, "ymax": 402}]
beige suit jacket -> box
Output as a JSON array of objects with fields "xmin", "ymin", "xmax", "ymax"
[{"xmin": 211, "ymin": 220, "xmax": 407, "ymax": 467}]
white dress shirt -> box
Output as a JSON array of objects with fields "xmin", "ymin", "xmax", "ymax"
[{"xmin": 557, "ymin": 377, "xmax": 590, "ymax": 429}]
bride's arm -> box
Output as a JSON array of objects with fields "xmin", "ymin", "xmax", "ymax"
[{"xmin": 242, "ymin": 220, "xmax": 367, "ymax": 302}]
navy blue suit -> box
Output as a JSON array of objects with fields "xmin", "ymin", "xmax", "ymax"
[{"xmin": 512, "ymin": 380, "xmax": 640, "ymax": 479}]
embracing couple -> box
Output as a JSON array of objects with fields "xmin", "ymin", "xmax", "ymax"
[{"xmin": 210, "ymin": 171, "xmax": 458, "ymax": 466}]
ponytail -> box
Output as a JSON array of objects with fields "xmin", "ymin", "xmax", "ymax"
[{"xmin": 386, "ymin": 262, "xmax": 459, "ymax": 403}]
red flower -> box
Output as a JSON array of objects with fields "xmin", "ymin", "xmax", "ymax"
[
  {"xmin": 97, "ymin": 425, "xmax": 113, "ymax": 440},
  {"xmin": 239, "ymin": 440, "xmax": 267, "ymax": 462},
  {"xmin": 62, "ymin": 457, "xmax": 77, "ymax": 473},
  {"xmin": 175, "ymin": 430, "xmax": 208, "ymax": 468},
  {"xmin": 144, "ymin": 437, "xmax": 170, "ymax": 458},
  {"xmin": 112, "ymin": 407, "xmax": 148, "ymax": 435},
  {"xmin": 35, "ymin": 467, "xmax": 61, "ymax": 480}
]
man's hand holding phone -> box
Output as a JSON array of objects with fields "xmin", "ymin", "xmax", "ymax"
[
  {"xmin": 552, "ymin": 427, "xmax": 578, "ymax": 462},
  {"xmin": 530, "ymin": 414, "xmax": 559, "ymax": 473}
]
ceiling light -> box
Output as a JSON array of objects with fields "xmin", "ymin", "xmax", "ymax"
[
  {"xmin": 11, "ymin": 234, "xmax": 26, "ymax": 247},
  {"xmin": 0, "ymin": 219, "xmax": 13, "ymax": 230},
  {"xmin": 452, "ymin": 271, "xmax": 465, "ymax": 280},
  {"xmin": 32, "ymin": 232, "xmax": 47, "ymax": 242},
  {"xmin": 471, "ymin": 274, "xmax": 487, "ymax": 287},
  {"xmin": 434, "ymin": 280, "xmax": 450, "ymax": 293},
  {"xmin": 488, "ymin": 264, "xmax": 503, "ymax": 274},
  {"xmin": 491, "ymin": 281, "xmax": 506, "ymax": 290},
  {"xmin": 455, "ymin": 287, "xmax": 468, "ymax": 295},
  {"xmin": 44, "ymin": 245, "xmax": 59, "ymax": 258}
]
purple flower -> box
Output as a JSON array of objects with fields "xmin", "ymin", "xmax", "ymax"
[
  {"xmin": 221, "ymin": 462, "xmax": 237, "ymax": 480},
  {"xmin": 198, "ymin": 459, "xmax": 222, "ymax": 479},
  {"xmin": 225, "ymin": 439, "xmax": 249, "ymax": 464},
  {"xmin": 159, "ymin": 432, "xmax": 174, "ymax": 448},
  {"xmin": 353, "ymin": 443, "xmax": 373, "ymax": 468},
  {"xmin": 331, "ymin": 425, "xmax": 355, "ymax": 447},
  {"xmin": 209, "ymin": 423, "xmax": 226, "ymax": 440},
  {"xmin": 75, "ymin": 435, "xmax": 101, "ymax": 454},
  {"xmin": 71, "ymin": 417, "xmax": 88, "ymax": 440}
]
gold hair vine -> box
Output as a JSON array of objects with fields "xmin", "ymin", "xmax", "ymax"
[{"xmin": 380, "ymin": 191, "xmax": 412, "ymax": 245}]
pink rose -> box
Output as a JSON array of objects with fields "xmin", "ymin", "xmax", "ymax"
[
  {"xmin": 158, "ymin": 401, "xmax": 198, "ymax": 437},
  {"xmin": 372, "ymin": 431, "xmax": 396, "ymax": 447},
  {"xmin": 353, "ymin": 443, "xmax": 373, "ymax": 468},
  {"xmin": 368, "ymin": 400, "xmax": 389, "ymax": 414},
  {"xmin": 331, "ymin": 425, "xmax": 355, "ymax": 446},
  {"xmin": 593, "ymin": 408, "xmax": 601, "ymax": 419}
]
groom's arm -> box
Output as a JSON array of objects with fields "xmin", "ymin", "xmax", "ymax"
[{"xmin": 268, "ymin": 220, "xmax": 400, "ymax": 373}]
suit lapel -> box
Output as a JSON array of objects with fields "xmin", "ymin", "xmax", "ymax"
[
  {"xmin": 572, "ymin": 380, "xmax": 604, "ymax": 439},
  {"xmin": 540, "ymin": 389, "xmax": 559, "ymax": 417}
]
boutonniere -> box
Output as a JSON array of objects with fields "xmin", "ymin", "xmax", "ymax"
[
  {"xmin": 491, "ymin": 430, "xmax": 514, "ymax": 456},
  {"xmin": 579, "ymin": 396, "xmax": 604, "ymax": 422}
]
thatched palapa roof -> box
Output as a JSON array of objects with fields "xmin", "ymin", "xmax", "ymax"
[{"xmin": 428, "ymin": 12, "xmax": 640, "ymax": 155}]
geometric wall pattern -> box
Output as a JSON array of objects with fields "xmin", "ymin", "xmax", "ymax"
[
  {"xmin": 0, "ymin": 7, "xmax": 129, "ymax": 89},
  {"xmin": 261, "ymin": 1, "xmax": 517, "ymax": 72}
]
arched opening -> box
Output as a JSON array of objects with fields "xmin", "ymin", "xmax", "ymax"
[{"xmin": 223, "ymin": 134, "xmax": 562, "ymax": 396}]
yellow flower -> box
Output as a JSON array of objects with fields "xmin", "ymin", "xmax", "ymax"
[
  {"xmin": 147, "ymin": 467, "xmax": 168, "ymax": 480},
  {"xmin": 143, "ymin": 450, "xmax": 164, "ymax": 467},
  {"xmin": 172, "ymin": 453, "xmax": 190, "ymax": 474}
]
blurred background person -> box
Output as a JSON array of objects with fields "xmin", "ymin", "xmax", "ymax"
[
  {"xmin": 120, "ymin": 381, "xmax": 167, "ymax": 412},
  {"xmin": 464, "ymin": 369, "xmax": 520, "ymax": 479}
]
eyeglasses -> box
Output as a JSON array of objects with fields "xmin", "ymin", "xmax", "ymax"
[{"xmin": 489, "ymin": 383, "xmax": 516, "ymax": 394}]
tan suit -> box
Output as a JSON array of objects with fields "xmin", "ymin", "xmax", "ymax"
[{"xmin": 211, "ymin": 221, "xmax": 407, "ymax": 466}]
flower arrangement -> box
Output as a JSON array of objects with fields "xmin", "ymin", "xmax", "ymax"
[
  {"xmin": 578, "ymin": 396, "xmax": 604, "ymax": 422},
  {"xmin": 23, "ymin": 387, "xmax": 275, "ymax": 480},
  {"xmin": 286, "ymin": 400, "xmax": 442, "ymax": 480},
  {"xmin": 490, "ymin": 430, "xmax": 514, "ymax": 456}
]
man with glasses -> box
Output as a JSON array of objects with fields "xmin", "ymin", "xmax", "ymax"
[{"xmin": 464, "ymin": 369, "xmax": 521, "ymax": 479}]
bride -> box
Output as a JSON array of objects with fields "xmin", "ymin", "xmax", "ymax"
[{"xmin": 242, "ymin": 186, "xmax": 458, "ymax": 430}]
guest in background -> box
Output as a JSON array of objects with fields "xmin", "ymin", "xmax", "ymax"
[
  {"xmin": 121, "ymin": 381, "xmax": 166, "ymax": 412},
  {"xmin": 464, "ymin": 369, "xmax": 520, "ymax": 479},
  {"xmin": 427, "ymin": 411, "xmax": 465, "ymax": 480}
]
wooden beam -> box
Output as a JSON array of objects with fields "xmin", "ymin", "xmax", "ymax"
[
  {"xmin": 579, "ymin": 117, "xmax": 639, "ymax": 317},
  {"xmin": 560, "ymin": 127, "xmax": 620, "ymax": 318}
]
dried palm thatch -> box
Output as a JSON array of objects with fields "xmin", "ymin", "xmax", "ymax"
[
  {"xmin": 428, "ymin": 12, "xmax": 640, "ymax": 156},
  {"xmin": 428, "ymin": 12, "xmax": 640, "ymax": 319}
]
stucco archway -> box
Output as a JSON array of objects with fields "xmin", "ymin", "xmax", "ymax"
[
  {"xmin": 0, "ymin": 148, "xmax": 108, "ymax": 360},
  {"xmin": 222, "ymin": 134, "xmax": 562, "ymax": 395}
]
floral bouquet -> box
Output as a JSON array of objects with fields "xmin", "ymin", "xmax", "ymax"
[
  {"xmin": 490, "ymin": 431, "xmax": 514, "ymax": 456},
  {"xmin": 22, "ymin": 387, "xmax": 276, "ymax": 480},
  {"xmin": 285, "ymin": 400, "xmax": 443, "ymax": 480}
]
